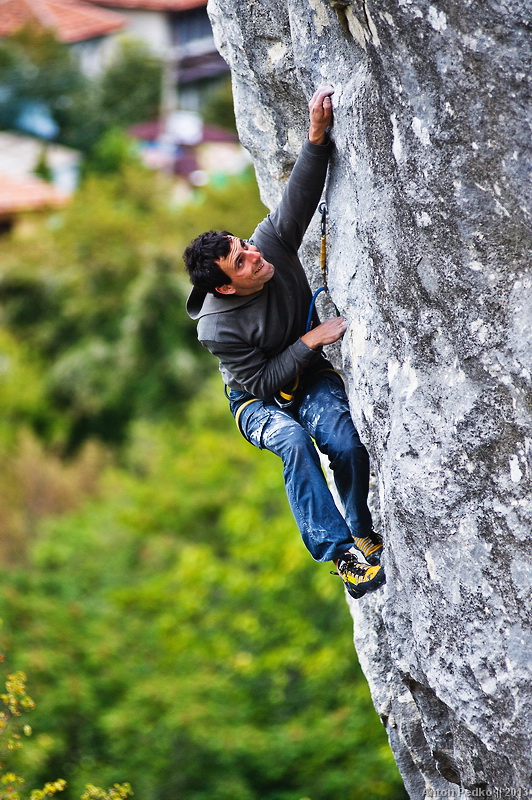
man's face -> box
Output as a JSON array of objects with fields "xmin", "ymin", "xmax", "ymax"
[{"xmin": 215, "ymin": 236, "xmax": 275, "ymax": 296}]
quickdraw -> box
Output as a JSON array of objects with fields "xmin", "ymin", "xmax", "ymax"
[{"xmin": 276, "ymin": 201, "xmax": 334, "ymax": 408}]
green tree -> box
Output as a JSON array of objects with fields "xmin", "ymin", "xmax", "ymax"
[
  {"xmin": 33, "ymin": 147, "xmax": 53, "ymax": 183},
  {"xmin": 0, "ymin": 26, "xmax": 87, "ymax": 138},
  {"xmin": 0, "ymin": 660, "xmax": 132, "ymax": 800},
  {"xmin": 0, "ymin": 328, "xmax": 47, "ymax": 446},
  {"xmin": 0, "ymin": 28, "xmax": 163, "ymax": 155},
  {"xmin": 173, "ymin": 167, "xmax": 268, "ymax": 244},
  {"xmin": 0, "ymin": 162, "xmax": 266, "ymax": 450},
  {"xmin": 98, "ymin": 38, "xmax": 162, "ymax": 129},
  {"xmin": 0, "ymin": 382, "xmax": 406, "ymax": 800},
  {"xmin": 80, "ymin": 129, "xmax": 140, "ymax": 178},
  {"xmin": 202, "ymin": 77, "xmax": 237, "ymax": 133}
]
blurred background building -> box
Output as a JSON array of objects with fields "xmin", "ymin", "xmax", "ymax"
[{"xmin": 0, "ymin": 0, "xmax": 244, "ymax": 228}]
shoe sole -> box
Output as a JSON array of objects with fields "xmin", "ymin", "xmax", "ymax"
[{"xmin": 344, "ymin": 566, "xmax": 386, "ymax": 600}]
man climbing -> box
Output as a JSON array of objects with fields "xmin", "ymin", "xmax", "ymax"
[{"xmin": 183, "ymin": 86, "xmax": 385, "ymax": 600}]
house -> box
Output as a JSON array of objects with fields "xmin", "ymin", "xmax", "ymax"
[
  {"xmin": 84, "ymin": 0, "xmax": 229, "ymax": 109},
  {"xmin": 129, "ymin": 111, "xmax": 249, "ymax": 189},
  {"xmin": 0, "ymin": 131, "xmax": 81, "ymax": 192},
  {"xmin": 0, "ymin": 0, "xmax": 126, "ymax": 75},
  {"xmin": 0, "ymin": 172, "xmax": 68, "ymax": 232},
  {"xmin": 0, "ymin": 131, "xmax": 80, "ymax": 231}
]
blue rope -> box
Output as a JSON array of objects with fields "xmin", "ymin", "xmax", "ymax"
[{"xmin": 306, "ymin": 286, "xmax": 326, "ymax": 332}]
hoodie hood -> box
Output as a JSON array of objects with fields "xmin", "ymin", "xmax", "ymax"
[{"xmin": 186, "ymin": 285, "xmax": 263, "ymax": 321}]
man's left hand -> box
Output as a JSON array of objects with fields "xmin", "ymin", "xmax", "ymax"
[
  {"xmin": 301, "ymin": 316, "xmax": 347, "ymax": 350},
  {"xmin": 308, "ymin": 86, "xmax": 334, "ymax": 145}
]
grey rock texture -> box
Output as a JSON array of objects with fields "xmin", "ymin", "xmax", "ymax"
[{"xmin": 207, "ymin": 0, "xmax": 532, "ymax": 795}]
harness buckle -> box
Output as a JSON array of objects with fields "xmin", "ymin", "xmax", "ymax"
[{"xmin": 274, "ymin": 374, "xmax": 300, "ymax": 408}]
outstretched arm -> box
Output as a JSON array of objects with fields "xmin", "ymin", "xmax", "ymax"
[
  {"xmin": 264, "ymin": 86, "xmax": 335, "ymax": 252},
  {"xmin": 301, "ymin": 86, "xmax": 346, "ymax": 347},
  {"xmin": 263, "ymin": 86, "xmax": 346, "ymax": 352}
]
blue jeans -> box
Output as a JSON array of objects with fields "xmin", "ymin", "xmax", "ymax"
[{"xmin": 229, "ymin": 371, "xmax": 372, "ymax": 562}]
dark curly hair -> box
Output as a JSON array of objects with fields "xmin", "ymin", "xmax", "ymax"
[{"xmin": 183, "ymin": 230, "xmax": 234, "ymax": 295}]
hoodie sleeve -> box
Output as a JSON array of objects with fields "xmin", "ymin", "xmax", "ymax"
[
  {"xmin": 264, "ymin": 137, "xmax": 332, "ymax": 253},
  {"xmin": 200, "ymin": 332, "xmax": 320, "ymax": 398}
]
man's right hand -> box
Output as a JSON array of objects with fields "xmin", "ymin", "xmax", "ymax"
[{"xmin": 301, "ymin": 316, "xmax": 347, "ymax": 350}]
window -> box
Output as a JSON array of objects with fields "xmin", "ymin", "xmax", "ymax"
[{"xmin": 174, "ymin": 8, "xmax": 212, "ymax": 48}]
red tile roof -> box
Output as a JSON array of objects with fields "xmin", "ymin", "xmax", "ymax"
[
  {"xmin": 86, "ymin": 0, "xmax": 205, "ymax": 11},
  {"xmin": 0, "ymin": 172, "xmax": 68, "ymax": 215},
  {"xmin": 0, "ymin": 0, "xmax": 126, "ymax": 43}
]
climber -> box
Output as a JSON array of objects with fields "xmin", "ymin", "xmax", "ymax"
[{"xmin": 183, "ymin": 86, "xmax": 385, "ymax": 599}]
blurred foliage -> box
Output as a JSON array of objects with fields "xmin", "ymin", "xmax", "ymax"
[
  {"xmin": 0, "ymin": 429, "xmax": 107, "ymax": 565},
  {"xmin": 175, "ymin": 168, "xmax": 268, "ymax": 241},
  {"xmin": 0, "ymin": 49, "xmax": 405, "ymax": 793},
  {"xmin": 0, "ymin": 29, "xmax": 162, "ymax": 156},
  {"xmin": 0, "ymin": 659, "xmax": 132, "ymax": 799},
  {"xmin": 0, "ymin": 163, "xmax": 266, "ymax": 450},
  {"xmin": 202, "ymin": 77, "xmax": 237, "ymax": 133},
  {"xmin": 0, "ymin": 26, "xmax": 85, "ymax": 136},
  {"xmin": 0, "ymin": 328, "xmax": 47, "ymax": 445},
  {"xmin": 33, "ymin": 147, "xmax": 53, "ymax": 183},
  {"xmin": 0, "ymin": 381, "xmax": 406, "ymax": 800},
  {"xmin": 80, "ymin": 129, "xmax": 141, "ymax": 178},
  {"xmin": 97, "ymin": 38, "xmax": 162, "ymax": 129}
]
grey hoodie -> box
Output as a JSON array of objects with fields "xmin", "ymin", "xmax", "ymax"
[{"xmin": 186, "ymin": 137, "xmax": 333, "ymax": 398}]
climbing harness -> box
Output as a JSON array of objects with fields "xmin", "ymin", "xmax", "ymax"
[
  {"xmin": 274, "ymin": 372, "xmax": 300, "ymax": 409},
  {"xmin": 232, "ymin": 368, "xmax": 343, "ymax": 436},
  {"xmin": 234, "ymin": 397, "xmax": 261, "ymax": 433}
]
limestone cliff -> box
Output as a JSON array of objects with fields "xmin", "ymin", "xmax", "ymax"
[{"xmin": 206, "ymin": 0, "xmax": 532, "ymax": 795}]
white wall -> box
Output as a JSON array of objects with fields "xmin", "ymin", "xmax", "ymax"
[{"xmin": 116, "ymin": 9, "xmax": 173, "ymax": 57}]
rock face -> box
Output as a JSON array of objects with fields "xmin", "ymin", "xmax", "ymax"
[{"xmin": 207, "ymin": 0, "xmax": 531, "ymax": 795}]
